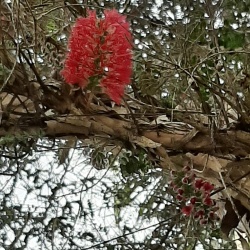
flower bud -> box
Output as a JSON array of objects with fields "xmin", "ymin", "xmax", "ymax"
[
  {"xmin": 181, "ymin": 205, "xmax": 193, "ymax": 216},
  {"xmin": 177, "ymin": 188, "xmax": 184, "ymax": 195},
  {"xmin": 176, "ymin": 194, "xmax": 183, "ymax": 201},
  {"xmin": 190, "ymin": 197, "xmax": 197, "ymax": 205}
]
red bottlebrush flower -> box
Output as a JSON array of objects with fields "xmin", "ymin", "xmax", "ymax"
[
  {"xmin": 61, "ymin": 9, "xmax": 132, "ymax": 104},
  {"xmin": 194, "ymin": 209, "xmax": 205, "ymax": 219},
  {"xmin": 182, "ymin": 177, "xmax": 189, "ymax": 184},
  {"xmin": 203, "ymin": 195, "xmax": 214, "ymax": 206},
  {"xmin": 176, "ymin": 194, "xmax": 183, "ymax": 201},
  {"xmin": 200, "ymin": 218, "xmax": 208, "ymax": 225},
  {"xmin": 202, "ymin": 181, "xmax": 214, "ymax": 193},
  {"xmin": 181, "ymin": 205, "xmax": 193, "ymax": 216},
  {"xmin": 194, "ymin": 179, "xmax": 204, "ymax": 189},
  {"xmin": 61, "ymin": 11, "xmax": 99, "ymax": 87},
  {"xmin": 194, "ymin": 214, "xmax": 199, "ymax": 220},
  {"xmin": 177, "ymin": 188, "xmax": 184, "ymax": 195},
  {"xmin": 208, "ymin": 211, "xmax": 216, "ymax": 220},
  {"xmin": 190, "ymin": 197, "xmax": 197, "ymax": 205}
]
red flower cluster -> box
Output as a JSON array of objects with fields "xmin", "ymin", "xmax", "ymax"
[
  {"xmin": 170, "ymin": 166, "xmax": 219, "ymax": 227},
  {"xmin": 61, "ymin": 9, "xmax": 132, "ymax": 104}
]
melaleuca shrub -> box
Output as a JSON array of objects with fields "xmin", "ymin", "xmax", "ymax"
[{"xmin": 170, "ymin": 166, "xmax": 219, "ymax": 227}]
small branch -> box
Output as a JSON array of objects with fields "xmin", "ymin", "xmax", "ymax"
[
  {"xmin": 122, "ymin": 97, "xmax": 141, "ymax": 135},
  {"xmin": 18, "ymin": 49, "xmax": 49, "ymax": 92},
  {"xmin": 210, "ymin": 170, "xmax": 250, "ymax": 197}
]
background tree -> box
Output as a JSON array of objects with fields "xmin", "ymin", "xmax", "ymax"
[{"xmin": 0, "ymin": 0, "xmax": 250, "ymax": 249}]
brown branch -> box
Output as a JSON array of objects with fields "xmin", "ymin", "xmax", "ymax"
[{"xmin": 211, "ymin": 169, "xmax": 250, "ymax": 197}]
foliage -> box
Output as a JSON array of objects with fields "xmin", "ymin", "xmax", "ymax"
[{"xmin": 1, "ymin": 0, "xmax": 250, "ymax": 249}]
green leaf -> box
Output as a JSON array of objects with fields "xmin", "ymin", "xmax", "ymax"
[{"xmin": 219, "ymin": 28, "xmax": 245, "ymax": 49}]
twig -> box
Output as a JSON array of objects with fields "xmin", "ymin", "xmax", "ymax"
[{"xmin": 210, "ymin": 170, "xmax": 250, "ymax": 197}]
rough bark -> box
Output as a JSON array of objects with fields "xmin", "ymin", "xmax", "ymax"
[{"xmin": 2, "ymin": 81, "xmax": 250, "ymax": 213}]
